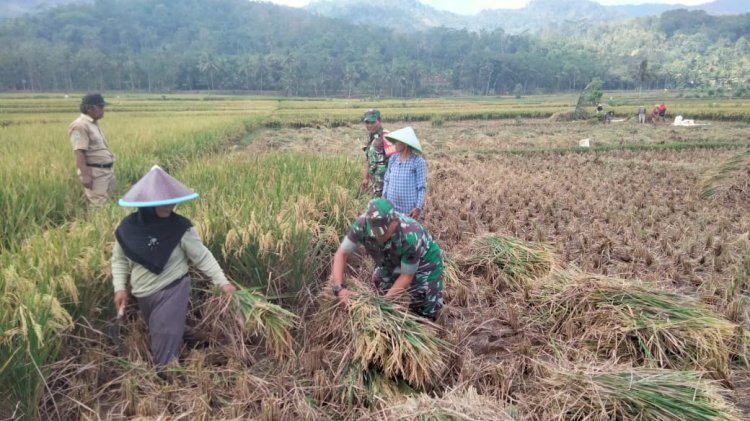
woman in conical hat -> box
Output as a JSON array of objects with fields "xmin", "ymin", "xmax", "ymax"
[
  {"xmin": 382, "ymin": 127, "xmax": 427, "ymax": 219},
  {"xmin": 111, "ymin": 165, "xmax": 236, "ymax": 372}
]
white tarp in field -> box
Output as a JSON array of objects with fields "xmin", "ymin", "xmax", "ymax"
[{"xmin": 673, "ymin": 115, "xmax": 709, "ymax": 126}]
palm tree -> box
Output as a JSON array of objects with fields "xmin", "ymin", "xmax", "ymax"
[{"xmin": 198, "ymin": 54, "xmax": 220, "ymax": 90}]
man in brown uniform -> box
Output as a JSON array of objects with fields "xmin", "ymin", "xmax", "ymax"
[{"xmin": 68, "ymin": 93, "xmax": 115, "ymax": 206}]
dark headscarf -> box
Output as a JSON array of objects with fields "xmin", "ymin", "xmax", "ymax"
[{"xmin": 115, "ymin": 207, "xmax": 193, "ymax": 274}]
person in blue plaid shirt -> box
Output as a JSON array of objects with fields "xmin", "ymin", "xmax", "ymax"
[{"xmin": 382, "ymin": 127, "xmax": 426, "ymax": 219}]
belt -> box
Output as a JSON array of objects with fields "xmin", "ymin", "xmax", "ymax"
[{"xmin": 87, "ymin": 162, "xmax": 113, "ymax": 169}]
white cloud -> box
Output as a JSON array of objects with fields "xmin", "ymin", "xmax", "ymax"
[{"xmin": 256, "ymin": 0, "xmax": 714, "ymax": 15}]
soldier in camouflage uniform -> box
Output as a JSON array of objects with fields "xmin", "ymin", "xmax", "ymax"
[
  {"xmin": 331, "ymin": 198, "xmax": 444, "ymax": 320},
  {"xmin": 361, "ymin": 109, "xmax": 388, "ymax": 198}
]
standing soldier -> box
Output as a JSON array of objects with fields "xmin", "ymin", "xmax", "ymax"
[
  {"xmin": 361, "ymin": 109, "xmax": 389, "ymax": 198},
  {"xmin": 331, "ymin": 198, "xmax": 444, "ymax": 321},
  {"xmin": 68, "ymin": 93, "xmax": 115, "ymax": 206}
]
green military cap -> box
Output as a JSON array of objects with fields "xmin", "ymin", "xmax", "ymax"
[
  {"xmin": 365, "ymin": 198, "xmax": 396, "ymax": 237},
  {"xmin": 363, "ymin": 109, "xmax": 381, "ymax": 123}
]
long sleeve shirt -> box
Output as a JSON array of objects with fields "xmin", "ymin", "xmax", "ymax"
[
  {"xmin": 382, "ymin": 154, "xmax": 427, "ymax": 214},
  {"xmin": 112, "ymin": 227, "xmax": 228, "ymax": 297}
]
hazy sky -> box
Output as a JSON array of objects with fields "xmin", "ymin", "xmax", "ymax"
[{"xmin": 258, "ymin": 0, "xmax": 709, "ymax": 14}]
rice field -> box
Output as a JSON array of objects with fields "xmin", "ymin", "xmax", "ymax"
[{"xmin": 1, "ymin": 92, "xmax": 750, "ymax": 419}]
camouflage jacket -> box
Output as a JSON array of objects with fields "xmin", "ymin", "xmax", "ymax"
[
  {"xmin": 364, "ymin": 128, "xmax": 388, "ymax": 178},
  {"xmin": 342, "ymin": 213, "xmax": 442, "ymax": 277}
]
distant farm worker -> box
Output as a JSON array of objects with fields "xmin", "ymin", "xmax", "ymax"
[
  {"xmin": 604, "ymin": 110, "xmax": 615, "ymax": 124},
  {"xmin": 651, "ymin": 105, "xmax": 661, "ymax": 123},
  {"xmin": 361, "ymin": 109, "xmax": 394, "ymax": 198},
  {"xmin": 638, "ymin": 105, "xmax": 646, "ymax": 124},
  {"xmin": 595, "ymin": 103, "xmax": 603, "ymax": 114},
  {"xmin": 658, "ymin": 102, "xmax": 667, "ymax": 120},
  {"xmin": 68, "ymin": 93, "xmax": 115, "ymax": 207},
  {"xmin": 112, "ymin": 165, "xmax": 236, "ymax": 372},
  {"xmin": 382, "ymin": 127, "xmax": 426, "ymax": 219},
  {"xmin": 331, "ymin": 198, "xmax": 444, "ymax": 320}
]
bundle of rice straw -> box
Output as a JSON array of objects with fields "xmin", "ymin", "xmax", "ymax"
[
  {"xmin": 379, "ymin": 386, "xmax": 514, "ymax": 421},
  {"xmin": 232, "ymin": 288, "xmax": 298, "ymax": 358},
  {"xmin": 529, "ymin": 365, "xmax": 739, "ymax": 421},
  {"xmin": 539, "ymin": 275, "xmax": 737, "ymax": 375},
  {"xmin": 348, "ymin": 289, "xmax": 452, "ymax": 390},
  {"xmin": 462, "ymin": 235, "xmax": 558, "ymax": 294},
  {"xmin": 312, "ymin": 280, "xmax": 453, "ymax": 391}
]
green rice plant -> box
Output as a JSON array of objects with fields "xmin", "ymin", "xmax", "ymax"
[
  {"xmin": 531, "ymin": 366, "xmax": 739, "ymax": 421},
  {"xmin": 381, "ymin": 387, "xmax": 514, "ymax": 421},
  {"xmin": 184, "ymin": 152, "xmax": 361, "ymax": 297},
  {"xmin": 0, "ymin": 266, "xmax": 74, "ymax": 420},
  {"xmin": 538, "ymin": 275, "xmax": 737, "ymax": 375},
  {"xmin": 231, "ymin": 288, "xmax": 299, "ymax": 358},
  {"xmin": 462, "ymin": 235, "xmax": 559, "ymax": 294}
]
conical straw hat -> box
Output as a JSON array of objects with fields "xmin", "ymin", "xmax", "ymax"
[
  {"xmin": 385, "ymin": 127, "xmax": 422, "ymax": 153},
  {"xmin": 118, "ymin": 165, "xmax": 198, "ymax": 208}
]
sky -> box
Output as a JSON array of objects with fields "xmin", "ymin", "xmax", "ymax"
[{"xmin": 257, "ymin": 0, "xmax": 710, "ymax": 15}]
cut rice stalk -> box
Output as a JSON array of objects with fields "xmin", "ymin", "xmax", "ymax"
[
  {"xmin": 231, "ymin": 288, "xmax": 299, "ymax": 358},
  {"xmin": 347, "ymin": 286, "xmax": 453, "ymax": 390},
  {"xmin": 530, "ymin": 366, "xmax": 740, "ymax": 421},
  {"xmin": 539, "ymin": 275, "xmax": 737, "ymax": 375},
  {"xmin": 462, "ymin": 235, "xmax": 559, "ymax": 294}
]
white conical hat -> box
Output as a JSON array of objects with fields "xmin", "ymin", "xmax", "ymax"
[
  {"xmin": 118, "ymin": 165, "xmax": 198, "ymax": 208},
  {"xmin": 385, "ymin": 127, "xmax": 422, "ymax": 153}
]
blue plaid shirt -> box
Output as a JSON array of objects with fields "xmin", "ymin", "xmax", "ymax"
[{"xmin": 382, "ymin": 153, "xmax": 426, "ymax": 214}]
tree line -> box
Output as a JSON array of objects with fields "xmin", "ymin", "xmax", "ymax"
[{"xmin": 0, "ymin": 0, "xmax": 748, "ymax": 97}]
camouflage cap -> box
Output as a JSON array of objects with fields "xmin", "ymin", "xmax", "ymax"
[
  {"xmin": 365, "ymin": 198, "xmax": 396, "ymax": 237},
  {"xmin": 363, "ymin": 109, "xmax": 381, "ymax": 123}
]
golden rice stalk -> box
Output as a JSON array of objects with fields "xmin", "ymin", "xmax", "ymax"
[
  {"xmin": 462, "ymin": 235, "xmax": 559, "ymax": 294},
  {"xmin": 538, "ymin": 275, "xmax": 737, "ymax": 375},
  {"xmin": 231, "ymin": 288, "xmax": 299, "ymax": 359},
  {"xmin": 346, "ymin": 288, "xmax": 453, "ymax": 390},
  {"xmin": 529, "ymin": 365, "xmax": 740, "ymax": 421},
  {"xmin": 311, "ymin": 280, "xmax": 453, "ymax": 391},
  {"xmin": 379, "ymin": 386, "xmax": 515, "ymax": 421}
]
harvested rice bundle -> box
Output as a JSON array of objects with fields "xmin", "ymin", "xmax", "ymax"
[
  {"xmin": 311, "ymin": 281, "xmax": 453, "ymax": 391},
  {"xmin": 380, "ymin": 387, "xmax": 515, "ymax": 421},
  {"xmin": 462, "ymin": 235, "xmax": 559, "ymax": 294},
  {"xmin": 347, "ymin": 288, "xmax": 453, "ymax": 390},
  {"xmin": 232, "ymin": 288, "xmax": 298, "ymax": 358},
  {"xmin": 529, "ymin": 366, "xmax": 739, "ymax": 421},
  {"xmin": 540, "ymin": 275, "xmax": 737, "ymax": 375},
  {"xmin": 196, "ymin": 288, "xmax": 298, "ymax": 359}
]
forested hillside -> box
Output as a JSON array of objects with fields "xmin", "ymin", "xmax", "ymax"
[{"xmin": 0, "ymin": 0, "xmax": 748, "ymax": 96}]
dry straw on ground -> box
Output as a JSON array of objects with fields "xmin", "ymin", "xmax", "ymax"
[{"xmin": 378, "ymin": 386, "xmax": 515, "ymax": 421}]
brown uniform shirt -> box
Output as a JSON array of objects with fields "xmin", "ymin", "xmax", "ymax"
[{"xmin": 68, "ymin": 114, "xmax": 115, "ymax": 165}]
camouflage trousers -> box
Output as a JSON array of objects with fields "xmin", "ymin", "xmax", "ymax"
[
  {"xmin": 366, "ymin": 172, "xmax": 385, "ymax": 198},
  {"xmin": 372, "ymin": 265, "xmax": 444, "ymax": 320}
]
